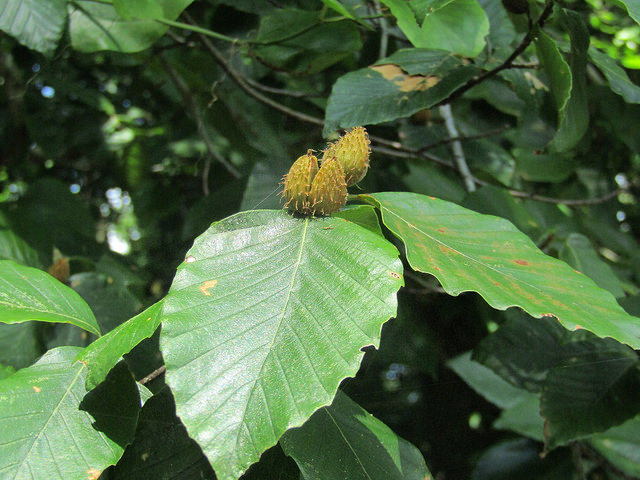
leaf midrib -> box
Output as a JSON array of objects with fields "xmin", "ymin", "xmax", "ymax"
[
  {"xmin": 13, "ymin": 364, "xmax": 86, "ymax": 480},
  {"xmin": 232, "ymin": 217, "xmax": 311, "ymax": 461}
]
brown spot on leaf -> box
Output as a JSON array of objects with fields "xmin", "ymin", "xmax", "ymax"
[
  {"xmin": 437, "ymin": 228, "xmax": 446, "ymax": 233},
  {"xmin": 369, "ymin": 64, "xmax": 440, "ymax": 92},
  {"xmin": 514, "ymin": 259, "xmax": 530, "ymax": 266},
  {"xmin": 390, "ymin": 271, "xmax": 401, "ymax": 279},
  {"xmin": 87, "ymin": 469, "xmax": 101, "ymax": 480},
  {"xmin": 199, "ymin": 280, "xmax": 218, "ymax": 296},
  {"xmin": 185, "ymin": 255, "xmax": 196, "ymax": 263},
  {"xmin": 493, "ymin": 282, "xmax": 500, "ymax": 286},
  {"xmin": 574, "ymin": 325, "xmax": 583, "ymax": 330},
  {"xmin": 32, "ymin": 386, "xmax": 41, "ymax": 393}
]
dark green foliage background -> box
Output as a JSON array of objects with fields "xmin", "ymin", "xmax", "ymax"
[{"xmin": 1, "ymin": 0, "xmax": 640, "ymax": 479}]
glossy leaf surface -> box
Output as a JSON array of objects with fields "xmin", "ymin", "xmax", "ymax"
[
  {"xmin": 362, "ymin": 192, "xmax": 640, "ymax": 348},
  {"xmin": 0, "ymin": 0, "xmax": 66, "ymax": 54},
  {"xmin": 324, "ymin": 51, "xmax": 479, "ymax": 134},
  {"xmin": 68, "ymin": 0, "xmax": 194, "ymax": 53},
  {"xmin": 380, "ymin": 0, "xmax": 489, "ymax": 56},
  {"xmin": 77, "ymin": 301, "xmax": 163, "ymax": 389},
  {"xmin": 280, "ymin": 391, "xmax": 431, "ymax": 480},
  {"xmin": 589, "ymin": 47, "xmax": 640, "ymax": 104},
  {"xmin": 0, "ymin": 260, "xmax": 100, "ymax": 336},
  {"xmin": 160, "ymin": 210, "xmax": 403, "ymax": 480},
  {"xmin": 0, "ymin": 347, "xmax": 138, "ymax": 480}
]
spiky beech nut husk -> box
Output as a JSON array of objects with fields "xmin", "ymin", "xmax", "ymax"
[
  {"xmin": 308, "ymin": 156, "xmax": 348, "ymax": 216},
  {"xmin": 501, "ymin": 0, "xmax": 528, "ymax": 14},
  {"xmin": 322, "ymin": 126, "xmax": 371, "ymax": 186},
  {"xmin": 282, "ymin": 149, "xmax": 318, "ymax": 214}
]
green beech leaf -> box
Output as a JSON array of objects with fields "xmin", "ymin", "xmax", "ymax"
[
  {"xmin": 280, "ymin": 391, "xmax": 431, "ymax": 480},
  {"xmin": 0, "ymin": 0, "xmax": 67, "ymax": 55},
  {"xmin": 618, "ymin": 0, "xmax": 640, "ymax": 26},
  {"xmin": 160, "ymin": 210, "xmax": 403, "ymax": 480},
  {"xmin": 536, "ymin": 31, "xmax": 572, "ymax": 116},
  {"xmin": 0, "ymin": 260, "xmax": 100, "ymax": 336},
  {"xmin": 548, "ymin": 10, "xmax": 589, "ymax": 152},
  {"xmin": 560, "ymin": 233, "xmax": 625, "ymax": 298},
  {"xmin": 589, "ymin": 416, "xmax": 640, "ymax": 478},
  {"xmin": 589, "ymin": 47, "xmax": 640, "ymax": 104},
  {"xmin": 540, "ymin": 338, "xmax": 640, "ymax": 449},
  {"xmin": 333, "ymin": 205, "xmax": 384, "ymax": 236},
  {"xmin": 472, "ymin": 314, "xmax": 575, "ymax": 392},
  {"xmin": 449, "ymin": 351, "xmax": 544, "ymax": 440},
  {"xmin": 493, "ymin": 395, "xmax": 544, "ymax": 442},
  {"xmin": 0, "ymin": 347, "xmax": 138, "ymax": 480},
  {"xmin": 113, "ymin": 0, "xmax": 163, "ymax": 20},
  {"xmin": 361, "ymin": 192, "xmax": 640, "ymax": 348},
  {"xmin": 68, "ymin": 0, "xmax": 194, "ymax": 53},
  {"xmin": 448, "ymin": 351, "xmax": 533, "ymax": 410},
  {"xmin": 324, "ymin": 57, "xmax": 479, "ymax": 134},
  {"xmin": 77, "ymin": 301, "xmax": 163, "ymax": 389},
  {"xmin": 252, "ymin": 9, "xmax": 361, "ymax": 74},
  {"xmin": 0, "ymin": 364, "xmax": 15, "ymax": 380},
  {"xmin": 319, "ymin": 0, "xmax": 363, "ymax": 23},
  {"xmin": 381, "ymin": 0, "xmax": 489, "ymax": 56},
  {"xmin": 0, "ymin": 213, "xmax": 41, "ymax": 268},
  {"xmin": 514, "ymin": 149, "xmax": 576, "ymax": 183}
]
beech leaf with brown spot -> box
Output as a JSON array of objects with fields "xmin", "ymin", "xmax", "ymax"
[{"xmin": 362, "ymin": 192, "xmax": 640, "ymax": 349}]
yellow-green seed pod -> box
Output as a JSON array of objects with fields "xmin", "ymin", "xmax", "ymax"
[
  {"xmin": 282, "ymin": 149, "xmax": 319, "ymax": 214},
  {"xmin": 322, "ymin": 126, "xmax": 371, "ymax": 186},
  {"xmin": 308, "ymin": 156, "xmax": 348, "ymax": 216}
]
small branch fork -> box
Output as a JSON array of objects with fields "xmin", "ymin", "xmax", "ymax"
[
  {"xmin": 434, "ymin": 0, "xmax": 555, "ymax": 107},
  {"xmin": 174, "ymin": 4, "xmax": 622, "ymax": 208}
]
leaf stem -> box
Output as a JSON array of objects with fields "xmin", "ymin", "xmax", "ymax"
[{"xmin": 157, "ymin": 18, "xmax": 242, "ymax": 44}]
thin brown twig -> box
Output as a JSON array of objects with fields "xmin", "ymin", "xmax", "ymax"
[
  {"xmin": 417, "ymin": 126, "xmax": 508, "ymax": 152},
  {"xmin": 510, "ymin": 62, "xmax": 540, "ymax": 69},
  {"xmin": 507, "ymin": 186, "xmax": 625, "ymax": 206},
  {"xmin": 183, "ymin": 13, "xmax": 325, "ymax": 127},
  {"xmin": 242, "ymin": 77, "xmax": 325, "ymax": 98},
  {"xmin": 139, "ymin": 365, "xmax": 166, "ymax": 385},
  {"xmin": 157, "ymin": 52, "xmax": 240, "ymax": 181},
  {"xmin": 433, "ymin": 0, "xmax": 555, "ymax": 107},
  {"xmin": 371, "ymin": 144, "xmax": 454, "ymax": 169},
  {"xmin": 373, "ymin": 142, "xmax": 625, "ymax": 207}
]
